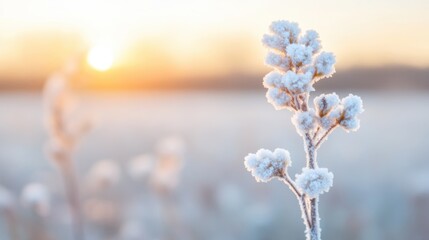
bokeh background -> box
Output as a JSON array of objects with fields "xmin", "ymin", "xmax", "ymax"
[{"xmin": 1, "ymin": 0, "xmax": 429, "ymax": 239}]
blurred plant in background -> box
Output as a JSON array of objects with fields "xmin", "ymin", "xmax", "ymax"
[
  {"xmin": 244, "ymin": 20, "xmax": 364, "ymax": 240},
  {"xmin": 43, "ymin": 62, "xmax": 90, "ymax": 240}
]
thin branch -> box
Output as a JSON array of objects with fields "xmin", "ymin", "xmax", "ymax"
[
  {"xmin": 281, "ymin": 173, "xmax": 301, "ymax": 198},
  {"xmin": 294, "ymin": 95, "xmax": 301, "ymax": 110},
  {"xmin": 315, "ymin": 124, "xmax": 338, "ymax": 149},
  {"xmin": 312, "ymin": 127, "xmax": 320, "ymax": 140},
  {"xmin": 280, "ymin": 174, "xmax": 312, "ymax": 228},
  {"xmin": 301, "ymin": 194, "xmax": 312, "ymax": 228}
]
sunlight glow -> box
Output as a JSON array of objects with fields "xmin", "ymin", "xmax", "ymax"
[{"xmin": 87, "ymin": 45, "xmax": 114, "ymax": 71}]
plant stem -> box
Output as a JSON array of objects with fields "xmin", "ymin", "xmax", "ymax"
[
  {"xmin": 281, "ymin": 174, "xmax": 312, "ymax": 228},
  {"xmin": 315, "ymin": 124, "xmax": 337, "ymax": 149},
  {"xmin": 60, "ymin": 160, "xmax": 85, "ymax": 240},
  {"xmin": 304, "ymin": 133, "xmax": 320, "ymax": 240}
]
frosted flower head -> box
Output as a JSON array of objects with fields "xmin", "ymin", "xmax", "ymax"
[
  {"xmin": 339, "ymin": 94, "xmax": 364, "ymax": 131},
  {"xmin": 263, "ymin": 71, "xmax": 284, "ymax": 88},
  {"xmin": 269, "ymin": 20, "xmax": 301, "ymax": 44},
  {"xmin": 21, "ymin": 183, "xmax": 50, "ymax": 217},
  {"xmin": 286, "ymin": 44, "xmax": 313, "ymax": 67},
  {"xmin": 244, "ymin": 148, "xmax": 291, "ymax": 183},
  {"xmin": 341, "ymin": 94, "xmax": 364, "ymax": 119},
  {"xmin": 262, "ymin": 34, "xmax": 287, "ymax": 52},
  {"xmin": 88, "ymin": 160, "xmax": 121, "ymax": 190},
  {"xmin": 314, "ymin": 93, "xmax": 340, "ymax": 117},
  {"xmin": 262, "ymin": 20, "xmax": 300, "ymax": 53},
  {"xmin": 319, "ymin": 106, "xmax": 342, "ymax": 129},
  {"xmin": 283, "ymin": 71, "xmax": 314, "ymax": 93},
  {"xmin": 266, "ymin": 88, "xmax": 292, "ymax": 110},
  {"xmin": 265, "ymin": 52, "xmax": 290, "ymax": 72},
  {"xmin": 299, "ymin": 30, "xmax": 321, "ymax": 54},
  {"xmin": 314, "ymin": 52, "xmax": 336, "ymax": 78},
  {"xmin": 292, "ymin": 110, "xmax": 317, "ymax": 135},
  {"xmin": 128, "ymin": 154, "xmax": 156, "ymax": 181},
  {"xmin": 295, "ymin": 168, "xmax": 334, "ymax": 198},
  {"xmin": 0, "ymin": 186, "xmax": 14, "ymax": 211}
]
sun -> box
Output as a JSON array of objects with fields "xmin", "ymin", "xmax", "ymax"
[{"xmin": 87, "ymin": 45, "xmax": 114, "ymax": 71}]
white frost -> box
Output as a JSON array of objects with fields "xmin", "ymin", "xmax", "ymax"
[
  {"xmin": 265, "ymin": 52, "xmax": 290, "ymax": 72},
  {"xmin": 266, "ymin": 88, "xmax": 292, "ymax": 110},
  {"xmin": 314, "ymin": 93, "xmax": 340, "ymax": 117},
  {"xmin": 295, "ymin": 168, "xmax": 334, "ymax": 198},
  {"xmin": 244, "ymin": 148, "xmax": 291, "ymax": 183},
  {"xmin": 283, "ymin": 71, "xmax": 314, "ymax": 93},
  {"xmin": 269, "ymin": 20, "xmax": 301, "ymax": 44},
  {"xmin": 314, "ymin": 52, "xmax": 336, "ymax": 78},
  {"xmin": 292, "ymin": 110, "xmax": 317, "ymax": 135},
  {"xmin": 339, "ymin": 94, "xmax": 364, "ymax": 131},
  {"xmin": 262, "ymin": 34, "xmax": 287, "ymax": 52},
  {"xmin": 299, "ymin": 30, "xmax": 321, "ymax": 54},
  {"xmin": 263, "ymin": 71, "xmax": 284, "ymax": 89},
  {"xmin": 286, "ymin": 44, "xmax": 313, "ymax": 66}
]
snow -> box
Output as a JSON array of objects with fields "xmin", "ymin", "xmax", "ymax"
[{"xmin": 295, "ymin": 168, "xmax": 334, "ymax": 198}]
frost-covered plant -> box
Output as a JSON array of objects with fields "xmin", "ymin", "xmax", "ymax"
[
  {"xmin": 244, "ymin": 20, "xmax": 364, "ymax": 240},
  {"xmin": 44, "ymin": 66, "xmax": 89, "ymax": 240}
]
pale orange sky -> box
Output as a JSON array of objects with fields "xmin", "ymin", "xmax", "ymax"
[{"xmin": 0, "ymin": 0, "xmax": 428, "ymax": 82}]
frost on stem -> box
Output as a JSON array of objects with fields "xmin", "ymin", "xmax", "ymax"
[
  {"xmin": 244, "ymin": 148, "xmax": 291, "ymax": 183},
  {"xmin": 295, "ymin": 168, "xmax": 334, "ymax": 198}
]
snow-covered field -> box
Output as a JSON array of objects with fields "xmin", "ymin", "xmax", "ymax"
[{"xmin": 0, "ymin": 90, "xmax": 428, "ymax": 240}]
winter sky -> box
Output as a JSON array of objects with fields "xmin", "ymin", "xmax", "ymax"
[{"xmin": 0, "ymin": 0, "xmax": 428, "ymax": 81}]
